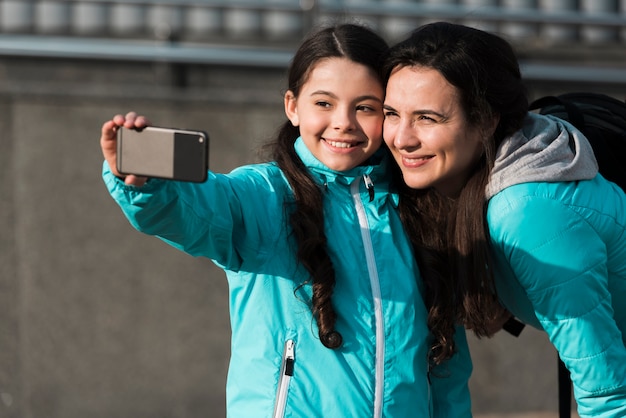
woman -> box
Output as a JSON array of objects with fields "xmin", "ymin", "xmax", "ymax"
[
  {"xmin": 101, "ymin": 23, "xmax": 472, "ymax": 417},
  {"xmin": 383, "ymin": 21, "xmax": 626, "ymax": 417}
]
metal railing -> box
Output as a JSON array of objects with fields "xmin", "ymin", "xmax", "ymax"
[
  {"xmin": 0, "ymin": 0, "xmax": 625, "ymax": 85},
  {"xmin": 2, "ymin": 0, "xmax": 625, "ymax": 44}
]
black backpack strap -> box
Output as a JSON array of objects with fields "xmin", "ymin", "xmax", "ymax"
[
  {"xmin": 558, "ymin": 356, "xmax": 572, "ymax": 418},
  {"xmin": 502, "ymin": 316, "xmax": 525, "ymax": 337},
  {"xmin": 559, "ymin": 92, "xmax": 626, "ymax": 122},
  {"xmin": 529, "ymin": 95, "xmax": 586, "ymax": 132}
]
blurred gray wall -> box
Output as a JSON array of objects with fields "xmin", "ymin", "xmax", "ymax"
[
  {"xmin": 1, "ymin": 52, "xmax": 623, "ymax": 417},
  {"xmin": 0, "ymin": 57, "xmax": 286, "ymax": 418}
]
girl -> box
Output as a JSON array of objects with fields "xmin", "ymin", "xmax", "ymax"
[
  {"xmin": 383, "ymin": 21, "xmax": 626, "ymax": 417},
  {"xmin": 100, "ymin": 24, "xmax": 472, "ymax": 417}
]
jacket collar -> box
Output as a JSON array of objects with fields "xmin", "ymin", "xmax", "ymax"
[{"xmin": 293, "ymin": 137, "xmax": 390, "ymax": 188}]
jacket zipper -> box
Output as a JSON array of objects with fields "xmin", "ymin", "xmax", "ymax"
[
  {"xmin": 351, "ymin": 175, "xmax": 385, "ymax": 418},
  {"xmin": 363, "ymin": 174, "xmax": 375, "ymax": 202},
  {"xmin": 272, "ymin": 339, "xmax": 295, "ymax": 418}
]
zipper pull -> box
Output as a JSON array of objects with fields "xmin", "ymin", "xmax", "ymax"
[
  {"xmin": 273, "ymin": 340, "xmax": 295, "ymax": 418},
  {"xmin": 284, "ymin": 340, "xmax": 295, "ymax": 376},
  {"xmin": 363, "ymin": 174, "xmax": 374, "ymax": 202}
]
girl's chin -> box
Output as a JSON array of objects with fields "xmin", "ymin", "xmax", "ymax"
[
  {"xmin": 321, "ymin": 155, "xmax": 371, "ymax": 172},
  {"xmin": 325, "ymin": 162, "xmax": 363, "ymax": 172}
]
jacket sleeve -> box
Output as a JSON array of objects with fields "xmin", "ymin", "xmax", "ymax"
[
  {"xmin": 430, "ymin": 325, "xmax": 473, "ymax": 417},
  {"xmin": 488, "ymin": 189, "xmax": 626, "ymax": 418},
  {"xmin": 102, "ymin": 161, "xmax": 278, "ymax": 271}
]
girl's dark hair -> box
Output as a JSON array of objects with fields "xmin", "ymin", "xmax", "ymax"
[
  {"xmin": 269, "ymin": 23, "xmax": 388, "ymax": 349},
  {"xmin": 384, "ymin": 22, "xmax": 529, "ymax": 365}
]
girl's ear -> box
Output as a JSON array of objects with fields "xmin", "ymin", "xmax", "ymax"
[{"xmin": 284, "ymin": 90, "xmax": 299, "ymax": 127}]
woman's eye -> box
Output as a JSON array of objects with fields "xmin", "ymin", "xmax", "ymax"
[
  {"xmin": 384, "ymin": 110, "xmax": 398, "ymax": 118},
  {"xmin": 315, "ymin": 101, "xmax": 331, "ymax": 108},
  {"xmin": 357, "ymin": 104, "xmax": 375, "ymax": 112}
]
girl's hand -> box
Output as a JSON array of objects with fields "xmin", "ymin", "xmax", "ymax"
[{"xmin": 100, "ymin": 112, "xmax": 150, "ymax": 186}]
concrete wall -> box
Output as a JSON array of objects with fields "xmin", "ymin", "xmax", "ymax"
[
  {"xmin": 0, "ymin": 56, "xmax": 287, "ymax": 418},
  {"xmin": 2, "ymin": 54, "xmax": 621, "ymax": 417}
]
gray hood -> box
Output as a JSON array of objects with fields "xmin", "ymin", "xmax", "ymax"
[{"xmin": 485, "ymin": 113, "xmax": 598, "ymax": 200}]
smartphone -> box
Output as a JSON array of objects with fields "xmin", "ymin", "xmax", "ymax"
[{"xmin": 117, "ymin": 126, "xmax": 209, "ymax": 183}]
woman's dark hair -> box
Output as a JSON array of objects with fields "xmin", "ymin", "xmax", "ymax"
[
  {"xmin": 383, "ymin": 22, "xmax": 529, "ymax": 365},
  {"xmin": 269, "ymin": 23, "xmax": 388, "ymax": 349}
]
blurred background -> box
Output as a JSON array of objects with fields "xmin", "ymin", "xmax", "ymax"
[{"xmin": 0, "ymin": 0, "xmax": 624, "ymax": 417}]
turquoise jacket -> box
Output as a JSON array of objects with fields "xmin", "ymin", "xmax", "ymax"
[
  {"xmin": 486, "ymin": 114, "xmax": 626, "ymax": 417},
  {"xmin": 103, "ymin": 138, "xmax": 472, "ymax": 418}
]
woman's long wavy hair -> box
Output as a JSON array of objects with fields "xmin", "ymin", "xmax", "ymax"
[
  {"xmin": 383, "ymin": 22, "xmax": 529, "ymax": 365},
  {"xmin": 267, "ymin": 23, "xmax": 388, "ymax": 348}
]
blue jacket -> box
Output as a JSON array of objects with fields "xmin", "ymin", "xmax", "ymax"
[
  {"xmin": 103, "ymin": 138, "xmax": 473, "ymax": 417},
  {"xmin": 486, "ymin": 114, "xmax": 626, "ymax": 417}
]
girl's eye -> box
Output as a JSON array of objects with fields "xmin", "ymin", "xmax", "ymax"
[
  {"xmin": 315, "ymin": 101, "xmax": 331, "ymax": 108},
  {"xmin": 357, "ymin": 104, "xmax": 377, "ymax": 112}
]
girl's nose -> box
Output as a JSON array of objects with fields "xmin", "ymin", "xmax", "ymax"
[{"xmin": 332, "ymin": 108, "xmax": 356, "ymax": 131}]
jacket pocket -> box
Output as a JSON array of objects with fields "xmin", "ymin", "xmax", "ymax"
[{"xmin": 272, "ymin": 339, "xmax": 295, "ymax": 418}]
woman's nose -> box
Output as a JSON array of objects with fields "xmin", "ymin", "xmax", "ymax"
[{"xmin": 392, "ymin": 121, "xmax": 419, "ymax": 149}]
